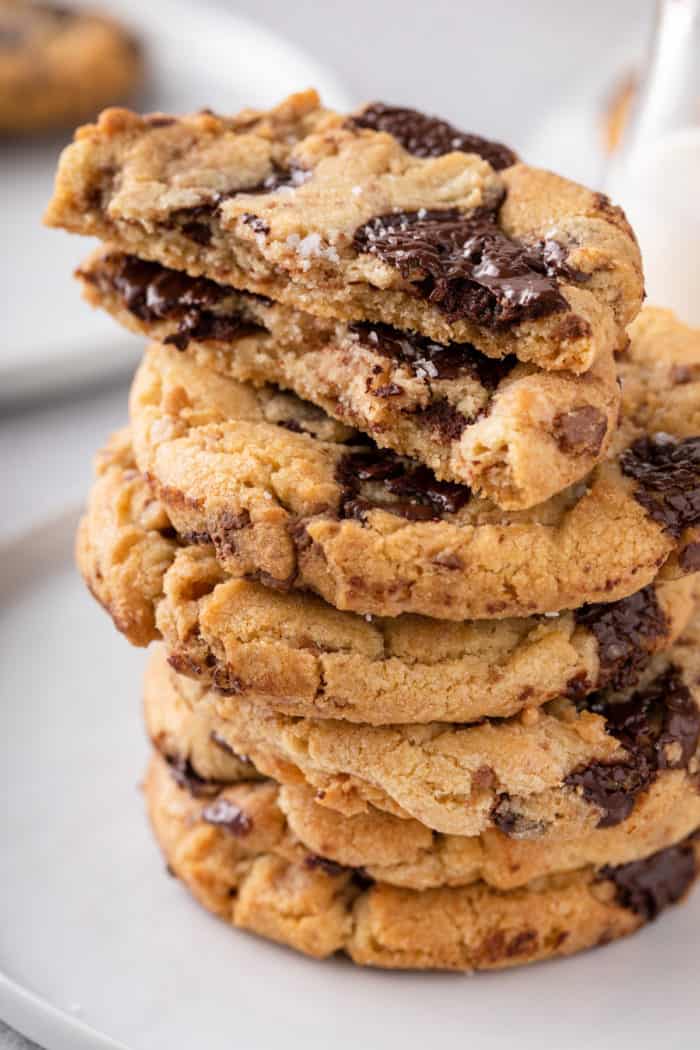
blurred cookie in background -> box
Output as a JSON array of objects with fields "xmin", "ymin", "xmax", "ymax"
[{"xmin": 0, "ymin": 1, "xmax": 143, "ymax": 134}]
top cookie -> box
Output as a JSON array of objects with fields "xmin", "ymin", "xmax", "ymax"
[
  {"xmin": 0, "ymin": 1, "xmax": 142, "ymax": 135},
  {"xmin": 45, "ymin": 90, "xmax": 643, "ymax": 371}
]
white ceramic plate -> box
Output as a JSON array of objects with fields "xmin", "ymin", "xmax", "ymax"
[
  {"xmin": 0, "ymin": 0, "xmax": 351, "ymax": 404},
  {"xmin": 1, "ymin": 511, "xmax": 699, "ymax": 1050}
]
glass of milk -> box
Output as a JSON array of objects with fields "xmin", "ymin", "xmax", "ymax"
[{"xmin": 606, "ymin": 0, "xmax": 700, "ymax": 325}]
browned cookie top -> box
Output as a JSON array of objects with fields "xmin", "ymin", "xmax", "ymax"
[{"xmin": 45, "ymin": 90, "xmax": 642, "ymax": 370}]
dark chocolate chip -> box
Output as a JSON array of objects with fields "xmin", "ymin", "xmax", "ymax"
[
  {"xmin": 410, "ymin": 399, "xmax": 468, "ymax": 442},
  {"xmin": 336, "ymin": 447, "xmax": 471, "ymax": 521},
  {"xmin": 208, "ymin": 509, "xmax": 252, "ymax": 560},
  {"xmin": 145, "ymin": 115, "xmax": 177, "ymax": 127},
  {"xmin": 352, "ymin": 102, "xmax": 517, "ymax": 170},
  {"xmin": 210, "ymin": 730, "xmax": 251, "ymax": 763},
  {"xmin": 565, "ymin": 666, "xmax": 700, "ymax": 826},
  {"xmin": 599, "ymin": 837, "xmax": 697, "ymax": 920},
  {"xmin": 620, "ymin": 434, "xmax": 700, "ymax": 538},
  {"xmin": 353, "ymin": 209, "xmax": 579, "ymax": 329},
  {"xmin": 242, "ymin": 213, "xmax": 270, "ymax": 235},
  {"xmin": 565, "ymin": 757, "xmax": 653, "ymax": 828},
  {"xmin": 304, "ymin": 854, "xmax": 347, "ymax": 876},
  {"xmin": 170, "ymin": 165, "xmax": 305, "ymax": 244},
  {"xmin": 166, "ymin": 755, "xmax": 220, "ymax": 798},
  {"xmin": 506, "ymin": 930, "xmax": 538, "ymax": 957},
  {"xmin": 490, "ymin": 795, "xmax": 547, "ymax": 838},
  {"xmin": 84, "ymin": 253, "xmax": 265, "ymax": 351},
  {"xmin": 350, "ymin": 321, "xmax": 516, "ymax": 384},
  {"xmin": 574, "ymin": 585, "xmax": 669, "ymax": 692},
  {"xmin": 201, "ymin": 798, "xmax": 253, "ymax": 836},
  {"xmin": 679, "ymin": 542, "xmax": 700, "ymax": 572},
  {"xmin": 552, "ymin": 406, "xmax": 608, "ymax": 456}
]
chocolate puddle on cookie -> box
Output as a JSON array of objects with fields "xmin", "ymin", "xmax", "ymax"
[
  {"xmin": 353, "ymin": 207, "xmax": 589, "ymax": 328},
  {"xmin": 351, "ymin": 102, "xmax": 517, "ymax": 170},
  {"xmin": 564, "ymin": 666, "xmax": 700, "ymax": 827},
  {"xmin": 598, "ymin": 832, "xmax": 698, "ymax": 920},
  {"xmin": 620, "ymin": 434, "xmax": 700, "ymax": 538},
  {"xmin": 80, "ymin": 254, "xmax": 266, "ymax": 350},
  {"xmin": 336, "ymin": 447, "xmax": 471, "ymax": 521},
  {"xmin": 572, "ymin": 585, "xmax": 669, "ymax": 693}
]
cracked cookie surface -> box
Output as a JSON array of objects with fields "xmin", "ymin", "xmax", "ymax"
[
  {"xmin": 126, "ymin": 308, "xmax": 700, "ymax": 620},
  {"xmin": 146, "ymin": 655, "xmax": 700, "ymax": 893},
  {"xmin": 144, "ymin": 635, "xmax": 700, "ymax": 839},
  {"xmin": 78, "ymin": 434, "xmax": 698, "ymax": 723},
  {"xmin": 0, "ymin": 1, "xmax": 141, "ymax": 134},
  {"xmin": 77, "ymin": 247, "xmax": 621, "ymax": 509},
  {"xmin": 146, "ymin": 750, "xmax": 700, "ymax": 971},
  {"xmin": 45, "ymin": 90, "xmax": 642, "ymax": 371}
]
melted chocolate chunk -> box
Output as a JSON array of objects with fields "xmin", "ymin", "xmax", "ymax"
[
  {"xmin": 304, "ymin": 854, "xmax": 347, "ymax": 876},
  {"xmin": 87, "ymin": 254, "xmax": 265, "ymax": 351},
  {"xmin": 166, "ymin": 755, "xmax": 219, "ymax": 798},
  {"xmin": 565, "ymin": 758, "xmax": 652, "ymax": 828},
  {"xmin": 600, "ymin": 838, "xmax": 697, "ymax": 920},
  {"xmin": 242, "ymin": 213, "xmax": 270, "ymax": 235},
  {"xmin": 350, "ymin": 321, "xmax": 517, "ymax": 384},
  {"xmin": 574, "ymin": 585, "xmax": 669, "ymax": 692},
  {"xmin": 209, "ymin": 730, "xmax": 252, "ymax": 764},
  {"xmin": 352, "ymin": 102, "xmax": 517, "ymax": 170},
  {"xmin": 679, "ymin": 542, "xmax": 700, "ymax": 572},
  {"xmin": 565, "ymin": 666, "xmax": 700, "ymax": 826},
  {"xmin": 201, "ymin": 797, "xmax": 253, "ymax": 836},
  {"xmin": 620, "ymin": 435, "xmax": 700, "ymax": 538},
  {"xmin": 490, "ymin": 796, "xmax": 547, "ymax": 838},
  {"xmin": 411, "ymin": 400, "xmax": 468, "ymax": 442},
  {"xmin": 171, "ymin": 165, "xmax": 305, "ymax": 244},
  {"xmin": 552, "ymin": 406, "xmax": 608, "ymax": 456},
  {"xmin": 336, "ymin": 447, "xmax": 471, "ymax": 521},
  {"xmin": 353, "ymin": 209, "xmax": 579, "ymax": 328}
]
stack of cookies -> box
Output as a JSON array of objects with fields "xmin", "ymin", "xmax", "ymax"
[{"xmin": 46, "ymin": 91, "xmax": 700, "ymax": 972}]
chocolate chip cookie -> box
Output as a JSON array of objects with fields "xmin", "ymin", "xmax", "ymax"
[
  {"xmin": 0, "ymin": 1, "xmax": 142, "ymax": 134},
  {"xmin": 146, "ymin": 751, "xmax": 700, "ymax": 971},
  {"xmin": 45, "ymin": 91, "xmax": 642, "ymax": 372},
  {"xmin": 127, "ymin": 308, "xmax": 700, "ymax": 620},
  {"xmin": 78, "ymin": 433, "xmax": 698, "ymax": 724},
  {"xmin": 146, "ymin": 653, "xmax": 700, "ymax": 893},
  {"xmin": 144, "ymin": 634, "xmax": 700, "ymax": 840},
  {"xmin": 77, "ymin": 247, "xmax": 621, "ymax": 509}
]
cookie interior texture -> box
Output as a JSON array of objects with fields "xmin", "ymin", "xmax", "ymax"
[
  {"xmin": 45, "ymin": 90, "xmax": 643, "ymax": 372},
  {"xmin": 76, "ymin": 246, "xmax": 622, "ymax": 510},
  {"xmin": 124, "ymin": 306, "xmax": 700, "ymax": 620}
]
